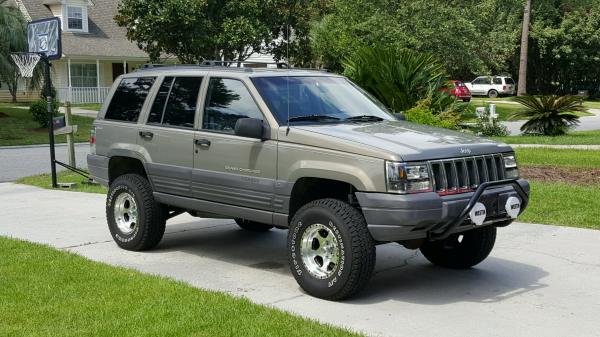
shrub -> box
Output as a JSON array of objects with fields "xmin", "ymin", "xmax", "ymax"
[
  {"xmin": 30, "ymin": 99, "xmax": 59, "ymax": 128},
  {"xmin": 404, "ymin": 105, "xmax": 460, "ymax": 130},
  {"xmin": 511, "ymin": 95, "xmax": 584, "ymax": 136},
  {"xmin": 343, "ymin": 46, "xmax": 449, "ymax": 113},
  {"xmin": 473, "ymin": 109, "xmax": 509, "ymax": 137}
]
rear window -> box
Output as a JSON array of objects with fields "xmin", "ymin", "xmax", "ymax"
[
  {"xmin": 454, "ymin": 81, "xmax": 465, "ymax": 87},
  {"xmin": 105, "ymin": 77, "xmax": 155, "ymax": 122},
  {"xmin": 505, "ymin": 78, "xmax": 515, "ymax": 85}
]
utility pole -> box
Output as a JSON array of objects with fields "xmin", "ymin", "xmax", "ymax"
[{"xmin": 518, "ymin": 0, "xmax": 531, "ymax": 96}]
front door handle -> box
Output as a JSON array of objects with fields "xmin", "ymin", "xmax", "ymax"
[
  {"xmin": 194, "ymin": 138, "xmax": 211, "ymax": 147},
  {"xmin": 139, "ymin": 131, "xmax": 154, "ymax": 139}
]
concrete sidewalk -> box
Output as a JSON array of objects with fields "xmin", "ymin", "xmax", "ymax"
[{"xmin": 1, "ymin": 183, "xmax": 599, "ymax": 337}]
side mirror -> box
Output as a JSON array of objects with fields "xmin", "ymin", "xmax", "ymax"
[
  {"xmin": 394, "ymin": 113, "xmax": 406, "ymax": 121},
  {"xmin": 234, "ymin": 118, "xmax": 264, "ymax": 139}
]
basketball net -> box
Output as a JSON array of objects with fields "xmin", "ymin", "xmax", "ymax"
[{"xmin": 10, "ymin": 52, "xmax": 41, "ymax": 78}]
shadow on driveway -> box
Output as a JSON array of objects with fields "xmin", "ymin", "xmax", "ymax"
[{"xmin": 153, "ymin": 221, "xmax": 548, "ymax": 305}]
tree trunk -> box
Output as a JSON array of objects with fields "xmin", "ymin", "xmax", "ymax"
[{"xmin": 518, "ymin": 0, "xmax": 531, "ymax": 96}]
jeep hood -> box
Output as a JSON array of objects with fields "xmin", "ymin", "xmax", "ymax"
[{"xmin": 293, "ymin": 121, "xmax": 513, "ymax": 161}]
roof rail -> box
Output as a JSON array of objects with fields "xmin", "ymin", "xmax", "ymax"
[{"xmin": 136, "ymin": 61, "xmax": 328, "ymax": 73}]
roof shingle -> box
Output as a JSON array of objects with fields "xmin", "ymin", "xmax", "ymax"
[{"xmin": 20, "ymin": 0, "xmax": 149, "ymax": 58}]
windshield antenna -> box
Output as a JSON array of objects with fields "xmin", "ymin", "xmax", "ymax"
[{"xmin": 286, "ymin": 22, "xmax": 291, "ymax": 136}]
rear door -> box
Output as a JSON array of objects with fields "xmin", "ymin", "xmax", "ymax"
[
  {"xmin": 192, "ymin": 76, "xmax": 277, "ymax": 211},
  {"xmin": 95, "ymin": 77, "xmax": 156, "ymax": 158},
  {"xmin": 471, "ymin": 77, "xmax": 490, "ymax": 95},
  {"xmin": 138, "ymin": 76, "xmax": 204, "ymax": 197}
]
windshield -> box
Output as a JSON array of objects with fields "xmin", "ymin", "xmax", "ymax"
[{"xmin": 251, "ymin": 76, "xmax": 394, "ymax": 124}]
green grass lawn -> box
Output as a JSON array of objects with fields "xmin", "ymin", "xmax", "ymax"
[
  {"xmin": 583, "ymin": 100, "xmax": 600, "ymax": 109},
  {"xmin": 514, "ymin": 148, "xmax": 600, "ymax": 229},
  {"xmin": 17, "ymin": 170, "xmax": 107, "ymax": 194},
  {"xmin": 0, "ymin": 104, "xmax": 94, "ymax": 146},
  {"xmin": 63, "ymin": 103, "xmax": 102, "ymax": 111},
  {"xmin": 494, "ymin": 130, "xmax": 600, "ymax": 145},
  {"xmin": 515, "ymin": 148, "xmax": 600, "ymax": 168},
  {"xmin": 518, "ymin": 181, "xmax": 599, "ymax": 229},
  {"xmin": 0, "ymin": 237, "xmax": 359, "ymax": 337}
]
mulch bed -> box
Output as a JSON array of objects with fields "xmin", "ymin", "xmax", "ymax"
[{"xmin": 521, "ymin": 165, "xmax": 600, "ymax": 185}]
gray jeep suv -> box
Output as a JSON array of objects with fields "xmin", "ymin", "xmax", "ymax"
[{"xmin": 88, "ymin": 65, "xmax": 529, "ymax": 300}]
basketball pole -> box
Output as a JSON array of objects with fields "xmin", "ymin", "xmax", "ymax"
[{"xmin": 42, "ymin": 54, "xmax": 58, "ymax": 188}]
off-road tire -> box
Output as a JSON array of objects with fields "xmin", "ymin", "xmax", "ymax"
[
  {"xmin": 420, "ymin": 226, "xmax": 496, "ymax": 269},
  {"xmin": 235, "ymin": 218, "xmax": 274, "ymax": 232},
  {"xmin": 106, "ymin": 174, "xmax": 166, "ymax": 251},
  {"xmin": 288, "ymin": 198, "xmax": 375, "ymax": 300},
  {"xmin": 488, "ymin": 90, "xmax": 499, "ymax": 98}
]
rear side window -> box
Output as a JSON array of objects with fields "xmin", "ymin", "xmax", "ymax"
[
  {"xmin": 202, "ymin": 78, "xmax": 263, "ymax": 133},
  {"xmin": 147, "ymin": 76, "xmax": 203, "ymax": 128},
  {"xmin": 505, "ymin": 78, "xmax": 515, "ymax": 85},
  {"xmin": 493, "ymin": 77, "xmax": 503, "ymax": 85},
  {"xmin": 105, "ymin": 77, "xmax": 155, "ymax": 122}
]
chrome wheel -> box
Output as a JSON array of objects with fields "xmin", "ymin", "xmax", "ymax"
[
  {"xmin": 300, "ymin": 223, "xmax": 340, "ymax": 279},
  {"xmin": 113, "ymin": 192, "xmax": 138, "ymax": 235}
]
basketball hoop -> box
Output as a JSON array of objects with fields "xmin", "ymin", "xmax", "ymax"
[{"xmin": 10, "ymin": 52, "xmax": 41, "ymax": 78}]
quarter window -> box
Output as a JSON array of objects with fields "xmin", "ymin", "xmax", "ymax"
[
  {"xmin": 147, "ymin": 77, "xmax": 203, "ymax": 128},
  {"xmin": 66, "ymin": 6, "xmax": 84, "ymax": 31},
  {"xmin": 105, "ymin": 77, "xmax": 155, "ymax": 122},
  {"xmin": 493, "ymin": 77, "xmax": 503, "ymax": 85},
  {"xmin": 202, "ymin": 78, "xmax": 263, "ymax": 133}
]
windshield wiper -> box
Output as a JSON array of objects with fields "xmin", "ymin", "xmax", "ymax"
[
  {"xmin": 287, "ymin": 114, "xmax": 341, "ymax": 123},
  {"xmin": 345, "ymin": 115, "xmax": 384, "ymax": 122}
]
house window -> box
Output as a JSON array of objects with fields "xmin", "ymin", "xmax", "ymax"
[
  {"xmin": 70, "ymin": 64, "xmax": 97, "ymax": 87},
  {"xmin": 66, "ymin": 6, "xmax": 85, "ymax": 31}
]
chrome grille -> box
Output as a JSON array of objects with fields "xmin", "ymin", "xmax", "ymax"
[{"xmin": 430, "ymin": 154, "xmax": 506, "ymax": 194}]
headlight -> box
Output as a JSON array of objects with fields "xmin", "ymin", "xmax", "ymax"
[
  {"xmin": 503, "ymin": 154, "xmax": 520, "ymax": 179},
  {"xmin": 386, "ymin": 161, "xmax": 432, "ymax": 194}
]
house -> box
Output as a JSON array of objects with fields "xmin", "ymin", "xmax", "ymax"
[
  {"xmin": 1, "ymin": 0, "xmax": 279, "ymax": 104},
  {"xmin": 0, "ymin": 0, "xmax": 152, "ymax": 103}
]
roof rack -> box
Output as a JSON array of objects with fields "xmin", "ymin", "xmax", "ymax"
[
  {"xmin": 136, "ymin": 60, "xmax": 328, "ymax": 73},
  {"xmin": 138, "ymin": 60, "xmax": 288, "ymax": 72}
]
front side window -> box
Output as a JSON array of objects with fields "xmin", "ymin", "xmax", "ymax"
[
  {"xmin": 105, "ymin": 77, "xmax": 155, "ymax": 122},
  {"xmin": 147, "ymin": 76, "xmax": 202, "ymax": 128},
  {"xmin": 70, "ymin": 64, "xmax": 97, "ymax": 87},
  {"xmin": 67, "ymin": 6, "xmax": 84, "ymax": 30},
  {"xmin": 202, "ymin": 78, "xmax": 263, "ymax": 133},
  {"xmin": 251, "ymin": 76, "xmax": 393, "ymax": 124}
]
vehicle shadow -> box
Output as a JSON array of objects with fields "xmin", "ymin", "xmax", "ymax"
[{"xmin": 155, "ymin": 220, "xmax": 548, "ymax": 305}]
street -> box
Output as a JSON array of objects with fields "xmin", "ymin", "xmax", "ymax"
[
  {"xmin": 0, "ymin": 143, "xmax": 89, "ymax": 182},
  {"xmin": 1, "ymin": 183, "xmax": 598, "ymax": 337}
]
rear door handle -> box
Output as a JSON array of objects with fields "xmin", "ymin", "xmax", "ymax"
[
  {"xmin": 194, "ymin": 139, "xmax": 211, "ymax": 147},
  {"xmin": 139, "ymin": 131, "xmax": 154, "ymax": 139}
]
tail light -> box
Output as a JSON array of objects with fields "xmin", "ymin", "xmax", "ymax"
[{"xmin": 503, "ymin": 85, "xmax": 507, "ymax": 91}]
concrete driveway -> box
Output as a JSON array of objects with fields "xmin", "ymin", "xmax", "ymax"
[{"xmin": 1, "ymin": 183, "xmax": 599, "ymax": 337}]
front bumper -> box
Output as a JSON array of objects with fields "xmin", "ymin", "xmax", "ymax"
[{"xmin": 356, "ymin": 179, "xmax": 529, "ymax": 242}]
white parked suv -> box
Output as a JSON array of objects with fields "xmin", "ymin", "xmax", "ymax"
[{"xmin": 465, "ymin": 76, "xmax": 516, "ymax": 98}]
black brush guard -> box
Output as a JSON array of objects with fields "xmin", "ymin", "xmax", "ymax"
[{"xmin": 428, "ymin": 179, "xmax": 529, "ymax": 241}]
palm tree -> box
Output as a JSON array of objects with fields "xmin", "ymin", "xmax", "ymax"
[
  {"xmin": 0, "ymin": 0, "xmax": 32, "ymax": 102},
  {"xmin": 511, "ymin": 95, "xmax": 584, "ymax": 136},
  {"xmin": 517, "ymin": 0, "xmax": 531, "ymax": 96}
]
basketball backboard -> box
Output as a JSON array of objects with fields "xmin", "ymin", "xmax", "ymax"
[{"xmin": 27, "ymin": 17, "xmax": 62, "ymax": 60}]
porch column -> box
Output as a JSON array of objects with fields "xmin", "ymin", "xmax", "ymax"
[
  {"xmin": 67, "ymin": 58, "xmax": 72, "ymax": 102},
  {"xmin": 96, "ymin": 59, "xmax": 100, "ymax": 103},
  {"xmin": 123, "ymin": 60, "xmax": 127, "ymax": 74}
]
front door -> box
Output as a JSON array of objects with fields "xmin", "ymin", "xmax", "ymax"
[
  {"xmin": 139, "ymin": 76, "xmax": 204, "ymax": 197},
  {"xmin": 192, "ymin": 77, "xmax": 277, "ymax": 211}
]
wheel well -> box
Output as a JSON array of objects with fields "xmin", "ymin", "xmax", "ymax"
[
  {"xmin": 288, "ymin": 178, "xmax": 358, "ymax": 221},
  {"xmin": 108, "ymin": 156, "xmax": 147, "ymax": 184}
]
